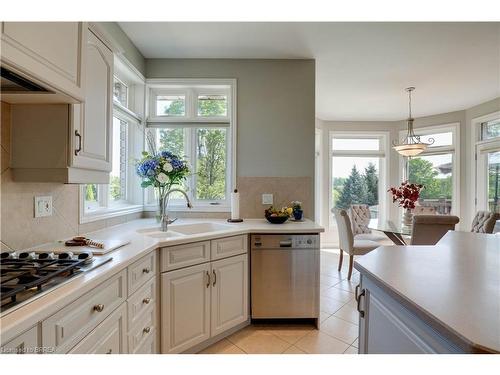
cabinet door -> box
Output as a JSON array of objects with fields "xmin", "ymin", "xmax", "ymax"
[
  {"xmin": 358, "ymin": 275, "xmax": 463, "ymax": 354},
  {"xmin": 211, "ymin": 254, "xmax": 248, "ymax": 336},
  {"xmin": 71, "ymin": 28, "xmax": 113, "ymax": 172},
  {"xmin": 161, "ymin": 263, "xmax": 211, "ymax": 353},
  {"xmin": 1, "ymin": 22, "xmax": 85, "ymax": 100},
  {"xmin": 1, "ymin": 325, "xmax": 39, "ymax": 354}
]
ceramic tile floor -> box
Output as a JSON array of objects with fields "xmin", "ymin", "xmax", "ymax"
[{"xmin": 199, "ymin": 250, "xmax": 360, "ymax": 354}]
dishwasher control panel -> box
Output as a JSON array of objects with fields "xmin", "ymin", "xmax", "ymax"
[{"xmin": 251, "ymin": 234, "xmax": 319, "ymax": 249}]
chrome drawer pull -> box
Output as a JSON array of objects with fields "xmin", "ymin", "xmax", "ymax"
[
  {"xmin": 143, "ymin": 297, "xmax": 151, "ymax": 305},
  {"xmin": 142, "ymin": 268, "xmax": 150, "ymax": 274},
  {"xmin": 93, "ymin": 304, "xmax": 105, "ymax": 312},
  {"xmin": 143, "ymin": 327, "xmax": 151, "ymax": 334}
]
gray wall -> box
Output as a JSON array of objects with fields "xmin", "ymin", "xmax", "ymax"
[
  {"xmin": 97, "ymin": 22, "xmax": 146, "ymax": 75},
  {"xmin": 146, "ymin": 59, "xmax": 316, "ymax": 179}
]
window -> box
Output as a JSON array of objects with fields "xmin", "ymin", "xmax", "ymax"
[
  {"xmin": 197, "ymin": 94, "xmax": 227, "ymax": 117},
  {"xmin": 80, "ymin": 55, "xmax": 145, "ymax": 223},
  {"xmin": 481, "ymin": 119, "xmax": 500, "ymax": 140},
  {"xmin": 83, "ymin": 116, "xmax": 130, "ymax": 213},
  {"xmin": 486, "ymin": 151, "xmax": 500, "ymax": 214},
  {"xmin": 110, "ymin": 117, "xmax": 127, "ymax": 203},
  {"xmin": 156, "ymin": 94, "xmax": 186, "ymax": 117},
  {"xmin": 113, "ymin": 76, "xmax": 128, "ymax": 108},
  {"xmin": 402, "ymin": 124, "xmax": 459, "ymax": 215},
  {"xmin": 474, "ymin": 113, "xmax": 500, "ymax": 232},
  {"xmin": 146, "ymin": 79, "xmax": 236, "ymax": 211},
  {"xmin": 330, "ymin": 133, "xmax": 387, "ymax": 227},
  {"xmin": 408, "ymin": 154, "xmax": 453, "ymax": 214}
]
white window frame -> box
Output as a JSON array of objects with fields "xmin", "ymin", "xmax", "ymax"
[
  {"xmin": 471, "ymin": 111, "xmax": 500, "ymax": 216},
  {"xmin": 398, "ymin": 123, "xmax": 460, "ymax": 217},
  {"xmin": 144, "ymin": 78, "xmax": 237, "ymax": 213},
  {"xmin": 79, "ymin": 55, "xmax": 145, "ymax": 224},
  {"xmin": 328, "ymin": 131, "xmax": 390, "ymax": 228}
]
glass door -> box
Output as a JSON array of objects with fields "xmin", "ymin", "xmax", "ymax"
[{"xmin": 476, "ymin": 141, "xmax": 500, "ymax": 232}]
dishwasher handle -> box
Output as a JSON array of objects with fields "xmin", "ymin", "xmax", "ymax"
[{"xmin": 279, "ymin": 240, "xmax": 293, "ymax": 247}]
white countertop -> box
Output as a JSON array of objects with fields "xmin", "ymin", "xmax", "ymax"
[
  {"xmin": 0, "ymin": 217, "xmax": 323, "ymax": 344},
  {"xmin": 354, "ymin": 231, "xmax": 500, "ymax": 353}
]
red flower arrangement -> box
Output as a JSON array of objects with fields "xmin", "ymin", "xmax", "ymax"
[{"xmin": 388, "ymin": 181, "xmax": 424, "ymax": 210}]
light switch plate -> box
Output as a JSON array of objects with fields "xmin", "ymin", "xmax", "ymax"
[
  {"xmin": 262, "ymin": 193, "xmax": 273, "ymax": 205},
  {"xmin": 34, "ymin": 196, "xmax": 53, "ymax": 218}
]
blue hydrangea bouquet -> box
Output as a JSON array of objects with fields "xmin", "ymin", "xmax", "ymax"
[{"xmin": 136, "ymin": 131, "xmax": 190, "ymax": 220}]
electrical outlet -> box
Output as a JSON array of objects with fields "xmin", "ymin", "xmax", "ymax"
[
  {"xmin": 262, "ymin": 193, "xmax": 273, "ymax": 205},
  {"xmin": 34, "ymin": 196, "xmax": 53, "ymax": 218}
]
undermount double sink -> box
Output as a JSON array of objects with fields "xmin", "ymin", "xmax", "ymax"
[{"xmin": 137, "ymin": 222, "xmax": 232, "ymax": 238}]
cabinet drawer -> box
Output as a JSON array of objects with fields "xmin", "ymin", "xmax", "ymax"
[
  {"xmin": 42, "ymin": 269, "xmax": 127, "ymax": 353},
  {"xmin": 128, "ymin": 306, "xmax": 156, "ymax": 353},
  {"xmin": 211, "ymin": 235, "xmax": 248, "ymax": 260},
  {"xmin": 127, "ymin": 277, "xmax": 156, "ymax": 328},
  {"xmin": 1, "ymin": 325, "xmax": 39, "ymax": 354},
  {"xmin": 69, "ymin": 303, "xmax": 127, "ymax": 354},
  {"xmin": 128, "ymin": 251, "xmax": 156, "ymax": 296},
  {"xmin": 133, "ymin": 330, "xmax": 156, "ymax": 354},
  {"xmin": 160, "ymin": 241, "xmax": 210, "ymax": 272}
]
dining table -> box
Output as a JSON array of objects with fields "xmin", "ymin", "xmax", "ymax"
[{"xmin": 368, "ymin": 218, "xmax": 411, "ymax": 245}]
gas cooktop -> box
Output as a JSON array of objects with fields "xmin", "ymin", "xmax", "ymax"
[{"xmin": 0, "ymin": 250, "xmax": 112, "ymax": 315}]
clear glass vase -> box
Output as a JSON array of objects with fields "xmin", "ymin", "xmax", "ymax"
[
  {"xmin": 155, "ymin": 188, "xmax": 166, "ymax": 223},
  {"xmin": 403, "ymin": 208, "xmax": 413, "ymax": 226}
]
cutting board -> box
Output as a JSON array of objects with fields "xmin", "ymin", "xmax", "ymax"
[{"xmin": 33, "ymin": 239, "xmax": 131, "ymax": 255}]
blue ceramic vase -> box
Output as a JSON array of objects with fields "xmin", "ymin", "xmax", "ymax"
[{"xmin": 293, "ymin": 209, "xmax": 303, "ymax": 221}]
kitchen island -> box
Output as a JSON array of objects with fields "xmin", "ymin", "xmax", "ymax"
[{"xmin": 354, "ymin": 231, "xmax": 500, "ymax": 354}]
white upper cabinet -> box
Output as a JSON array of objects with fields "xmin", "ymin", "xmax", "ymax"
[
  {"xmin": 71, "ymin": 29, "xmax": 113, "ymax": 172},
  {"xmin": 10, "ymin": 25, "xmax": 114, "ymax": 183},
  {"xmin": 1, "ymin": 22, "xmax": 86, "ymax": 102}
]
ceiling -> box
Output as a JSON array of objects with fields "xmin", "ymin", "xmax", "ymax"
[{"xmin": 119, "ymin": 22, "xmax": 500, "ymax": 121}]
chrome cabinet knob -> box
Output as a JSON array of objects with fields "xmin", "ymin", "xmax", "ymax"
[
  {"xmin": 143, "ymin": 327, "xmax": 151, "ymax": 334},
  {"xmin": 93, "ymin": 304, "xmax": 105, "ymax": 312},
  {"xmin": 142, "ymin": 268, "xmax": 150, "ymax": 274},
  {"xmin": 143, "ymin": 297, "xmax": 151, "ymax": 304}
]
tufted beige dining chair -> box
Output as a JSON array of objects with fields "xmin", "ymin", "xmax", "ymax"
[
  {"xmin": 333, "ymin": 208, "xmax": 380, "ymax": 280},
  {"xmin": 413, "ymin": 205, "xmax": 436, "ymax": 215},
  {"xmin": 470, "ymin": 211, "xmax": 500, "ymax": 233},
  {"xmin": 349, "ymin": 204, "xmax": 387, "ymax": 242},
  {"xmin": 410, "ymin": 215, "xmax": 460, "ymax": 245}
]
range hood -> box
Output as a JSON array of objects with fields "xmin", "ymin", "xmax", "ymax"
[
  {"xmin": 1, "ymin": 67, "xmax": 52, "ymax": 93},
  {"xmin": 0, "ymin": 66, "xmax": 77, "ymax": 104}
]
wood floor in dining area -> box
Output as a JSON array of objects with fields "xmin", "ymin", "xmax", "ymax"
[{"xmin": 199, "ymin": 250, "xmax": 360, "ymax": 354}]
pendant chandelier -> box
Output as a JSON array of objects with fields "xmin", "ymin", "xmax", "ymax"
[{"xmin": 392, "ymin": 87, "xmax": 434, "ymax": 157}]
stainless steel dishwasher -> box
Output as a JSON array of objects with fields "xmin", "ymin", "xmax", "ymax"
[{"xmin": 251, "ymin": 234, "xmax": 320, "ymax": 320}]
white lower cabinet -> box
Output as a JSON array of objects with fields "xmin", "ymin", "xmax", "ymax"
[
  {"xmin": 1, "ymin": 325, "xmax": 39, "ymax": 354},
  {"xmin": 358, "ymin": 275, "xmax": 463, "ymax": 354},
  {"xmin": 69, "ymin": 303, "xmax": 127, "ymax": 354},
  {"xmin": 211, "ymin": 254, "xmax": 248, "ymax": 336},
  {"xmin": 161, "ymin": 252, "xmax": 249, "ymax": 354},
  {"xmin": 161, "ymin": 263, "xmax": 211, "ymax": 354}
]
